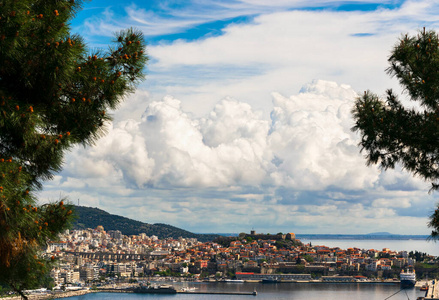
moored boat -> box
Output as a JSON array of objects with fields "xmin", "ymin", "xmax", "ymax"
[
  {"xmin": 400, "ymin": 268, "xmax": 416, "ymax": 288},
  {"xmin": 132, "ymin": 284, "xmax": 177, "ymax": 294},
  {"xmin": 181, "ymin": 287, "xmax": 197, "ymax": 292},
  {"xmin": 225, "ymin": 279, "xmax": 244, "ymax": 283},
  {"xmin": 262, "ymin": 278, "xmax": 280, "ymax": 283}
]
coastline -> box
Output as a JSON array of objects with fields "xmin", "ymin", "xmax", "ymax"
[{"xmin": 3, "ymin": 289, "xmax": 96, "ymax": 300}]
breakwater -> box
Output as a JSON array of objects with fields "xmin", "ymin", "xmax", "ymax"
[
  {"xmin": 4, "ymin": 289, "xmax": 95, "ymax": 300},
  {"xmin": 179, "ymin": 291, "xmax": 257, "ymax": 296},
  {"xmin": 2, "ymin": 288, "xmax": 256, "ymax": 299}
]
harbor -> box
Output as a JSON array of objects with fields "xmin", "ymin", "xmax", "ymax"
[
  {"xmin": 3, "ymin": 281, "xmax": 428, "ymax": 300},
  {"xmin": 2, "ymin": 279, "xmax": 430, "ymax": 300}
]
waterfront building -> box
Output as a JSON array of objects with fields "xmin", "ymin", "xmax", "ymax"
[
  {"xmin": 235, "ymin": 272, "xmax": 312, "ymax": 281},
  {"xmin": 322, "ymin": 276, "xmax": 355, "ymax": 282},
  {"xmin": 79, "ymin": 265, "xmax": 99, "ymax": 282}
]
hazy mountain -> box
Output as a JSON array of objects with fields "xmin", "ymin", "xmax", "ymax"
[{"xmin": 366, "ymin": 232, "xmax": 393, "ymax": 235}]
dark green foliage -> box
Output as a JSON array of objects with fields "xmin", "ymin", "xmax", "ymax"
[
  {"xmin": 351, "ymin": 28, "xmax": 439, "ymax": 239},
  {"xmin": 0, "ymin": 0, "xmax": 147, "ymax": 297},
  {"xmin": 245, "ymin": 236, "xmax": 254, "ymax": 243},
  {"xmin": 352, "ymin": 29, "xmax": 439, "ymax": 190},
  {"xmin": 378, "ymin": 252, "xmax": 391, "ymax": 259},
  {"xmin": 213, "ymin": 233, "xmax": 302, "ymax": 249},
  {"xmin": 213, "ymin": 236, "xmax": 236, "ymax": 247},
  {"xmin": 73, "ymin": 206, "xmax": 219, "ymax": 242},
  {"xmin": 428, "ymin": 208, "xmax": 439, "ymax": 240},
  {"xmin": 414, "ymin": 262, "xmax": 439, "ymax": 280},
  {"xmin": 409, "ymin": 250, "xmax": 429, "ymax": 261},
  {"xmin": 302, "ymin": 254, "xmax": 313, "ymax": 263},
  {"xmin": 275, "ymin": 239, "xmax": 300, "ymax": 249}
]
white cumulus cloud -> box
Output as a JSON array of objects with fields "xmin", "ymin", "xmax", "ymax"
[
  {"xmin": 39, "ymin": 79, "xmax": 439, "ymax": 235},
  {"xmin": 60, "ymin": 80, "xmax": 380, "ymax": 192}
]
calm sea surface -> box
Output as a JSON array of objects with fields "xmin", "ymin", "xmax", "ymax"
[
  {"xmin": 65, "ymin": 282, "xmax": 426, "ymax": 300},
  {"xmin": 300, "ymin": 238, "xmax": 439, "ymax": 256}
]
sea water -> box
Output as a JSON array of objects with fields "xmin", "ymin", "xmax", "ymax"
[{"xmin": 300, "ymin": 238, "xmax": 439, "ymax": 256}]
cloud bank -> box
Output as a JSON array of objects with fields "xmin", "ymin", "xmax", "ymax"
[
  {"xmin": 63, "ymin": 80, "xmax": 376, "ymax": 190},
  {"xmin": 43, "ymin": 80, "xmax": 436, "ymax": 234}
]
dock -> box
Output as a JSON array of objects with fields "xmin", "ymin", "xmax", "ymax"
[
  {"xmin": 419, "ymin": 280, "xmax": 439, "ymax": 300},
  {"xmin": 96, "ymin": 288, "xmax": 134, "ymax": 293},
  {"xmin": 98, "ymin": 287, "xmax": 257, "ymax": 296},
  {"xmin": 178, "ymin": 290, "xmax": 257, "ymax": 296}
]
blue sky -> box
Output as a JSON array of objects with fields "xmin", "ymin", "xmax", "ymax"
[
  {"xmin": 71, "ymin": 0, "xmax": 405, "ymax": 45},
  {"xmin": 41, "ymin": 0, "xmax": 439, "ymax": 235}
]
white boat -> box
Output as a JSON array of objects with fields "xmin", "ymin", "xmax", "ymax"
[
  {"xmin": 181, "ymin": 287, "xmax": 197, "ymax": 292},
  {"xmin": 400, "ymin": 268, "xmax": 416, "ymax": 288},
  {"xmin": 225, "ymin": 279, "xmax": 244, "ymax": 283}
]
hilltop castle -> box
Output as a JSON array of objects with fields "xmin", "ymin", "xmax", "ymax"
[{"xmin": 247, "ymin": 230, "xmax": 295, "ymax": 241}]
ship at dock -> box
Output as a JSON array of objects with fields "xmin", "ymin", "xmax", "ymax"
[
  {"xmin": 262, "ymin": 277, "xmax": 280, "ymax": 283},
  {"xmin": 224, "ymin": 279, "xmax": 245, "ymax": 283},
  {"xmin": 131, "ymin": 284, "xmax": 177, "ymax": 294},
  {"xmin": 400, "ymin": 268, "xmax": 416, "ymax": 288}
]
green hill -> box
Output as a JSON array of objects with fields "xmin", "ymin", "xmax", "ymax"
[{"xmin": 72, "ymin": 205, "xmax": 218, "ymax": 242}]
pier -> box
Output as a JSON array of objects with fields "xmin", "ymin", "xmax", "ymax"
[
  {"xmin": 419, "ymin": 280, "xmax": 439, "ymax": 300},
  {"xmin": 96, "ymin": 288, "xmax": 134, "ymax": 293},
  {"xmin": 178, "ymin": 290, "xmax": 257, "ymax": 296},
  {"xmin": 98, "ymin": 287, "xmax": 257, "ymax": 296},
  {"xmin": 97, "ymin": 287, "xmax": 257, "ymax": 296}
]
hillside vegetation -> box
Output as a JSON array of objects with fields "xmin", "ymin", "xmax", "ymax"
[{"xmin": 72, "ymin": 206, "xmax": 218, "ymax": 242}]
